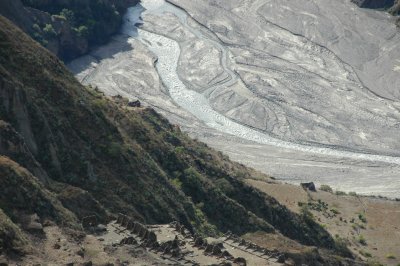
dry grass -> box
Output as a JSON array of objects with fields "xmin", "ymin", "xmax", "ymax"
[{"xmin": 246, "ymin": 178, "xmax": 400, "ymax": 265}]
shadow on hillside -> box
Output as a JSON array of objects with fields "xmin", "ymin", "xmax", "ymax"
[{"xmin": 67, "ymin": 3, "xmax": 145, "ymax": 77}]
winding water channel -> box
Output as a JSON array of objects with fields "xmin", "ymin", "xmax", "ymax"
[{"xmin": 123, "ymin": 0, "xmax": 400, "ymax": 166}]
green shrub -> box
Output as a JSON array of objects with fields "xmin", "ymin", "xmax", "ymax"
[
  {"xmin": 320, "ymin": 184, "xmax": 333, "ymax": 193},
  {"xmin": 60, "ymin": 8, "xmax": 75, "ymax": 25},
  {"xmin": 192, "ymin": 203, "xmax": 218, "ymax": 236},
  {"xmin": 358, "ymin": 213, "xmax": 367, "ymax": 223},
  {"xmin": 386, "ymin": 254, "xmax": 396, "ymax": 259},
  {"xmin": 348, "ymin": 191, "xmax": 357, "ymax": 196},
  {"xmin": 174, "ymin": 146, "xmax": 185, "ymax": 155},
  {"xmin": 360, "ymin": 250, "xmax": 372, "ymax": 257},
  {"xmin": 215, "ymin": 178, "xmax": 234, "ymax": 195},
  {"xmin": 32, "ymin": 23, "xmax": 41, "ymax": 32},
  {"xmin": 334, "ymin": 236, "xmax": 352, "ymax": 257},
  {"xmin": 170, "ymin": 178, "xmax": 182, "ymax": 190},
  {"xmin": 75, "ymin": 25, "xmax": 89, "ymax": 37},
  {"xmin": 43, "ymin": 24, "xmax": 56, "ymax": 38},
  {"xmin": 330, "ymin": 208, "xmax": 340, "ymax": 215},
  {"xmin": 300, "ymin": 204, "xmax": 314, "ymax": 221},
  {"xmin": 358, "ymin": 235, "xmax": 367, "ymax": 245},
  {"xmin": 106, "ymin": 142, "xmax": 122, "ymax": 158},
  {"xmin": 335, "ymin": 190, "xmax": 347, "ymax": 196}
]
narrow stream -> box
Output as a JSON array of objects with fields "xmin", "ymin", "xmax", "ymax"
[{"xmin": 122, "ymin": 0, "xmax": 400, "ymax": 166}]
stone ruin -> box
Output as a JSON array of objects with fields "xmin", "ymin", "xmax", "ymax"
[{"xmin": 113, "ymin": 213, "xmax": 284, "ymax": 265}]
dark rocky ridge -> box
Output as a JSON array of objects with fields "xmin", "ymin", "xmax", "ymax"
[{"xmin": 0, "ymin": 0, "xmax": 139, "ymax": 61}]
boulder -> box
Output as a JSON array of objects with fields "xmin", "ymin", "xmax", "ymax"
[
  {"xmin": 301, "ymin": 182, "xmax": 317, "ymax": 192},
  {"xmin": 233, "ymin": 257, "xmax": 246, "ymax": 266},
  {"xmin": 205, "ymin": 244, "xmax": 214, "ymax": 253},
  {"xmin": 179, "ymin": 225, "xmax": 186, "ymax": 236},
  {"xmin": 170, "ymin": 248, "xmax": 181, "ymax": 257},
  {"xmin": 222, "ymin": 250, "xmax": 234, "ymax": 259},
  {"xmin": 194, "ymin": 236, "xmax": 204, "ymax": 247},
  {"xmin": 171, "ymin": 237, "xmax": 180, "ymax": 249},
  {"xmin": 212, "ymin": 245, "xmax": 222, "ymax": 256},
  {"xmin": 128, "ymin": 100, "xmax": 141, "ymax": 108},
  {"xmin": 277, "ymin": 254, "xmax": 286, "ymax": 263}
]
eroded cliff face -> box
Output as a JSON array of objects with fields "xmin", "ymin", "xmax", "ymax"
[{"xmin": 0, "ymin": 0, "xmax": 139, "ymax": 61}]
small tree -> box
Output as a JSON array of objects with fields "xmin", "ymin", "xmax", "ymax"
[
  {"xmin": 320, "ymin": 184, "xmax": 333, "ymax": 193},
  {"xmin": 75, "ymin": 25, "xmax": 89, "ymax": 37},
  {"xmin": 43, "ymin": 24, "xmax": 56, "ymax": 38},
  {"xmin": 60, "ymin": 9, "xmax": 75, "ymax": 26}
]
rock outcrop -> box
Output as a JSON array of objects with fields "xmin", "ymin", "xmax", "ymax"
[{"xmin": 301, "ymin": 182, "xmax": 317, "ymax": 192}]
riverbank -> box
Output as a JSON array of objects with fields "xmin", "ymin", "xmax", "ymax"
[{"xmin": 68, "ymin": 0, "xmax": 400, "ymax": 198}]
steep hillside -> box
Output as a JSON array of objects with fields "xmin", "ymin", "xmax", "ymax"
[
  {"xmin": 0, "ymin": 0, "xmax": 139, "ymax": 61},
  {"xmin": 0, "ymin": 14, "xmax": 367, "ymax": 264}
]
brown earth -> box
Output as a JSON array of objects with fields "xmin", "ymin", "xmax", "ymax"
[{"xmin": 246, "ymin": 179, "xmax": 400, "ymax": 266}]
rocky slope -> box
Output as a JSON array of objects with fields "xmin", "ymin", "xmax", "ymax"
[
  {"xmin": 0, "ymin": 15, "xmax": 368, "ymax": 264},
  {"xmin": 0, "ymin": 0, "xmax": 139, "ymax": 61}
]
